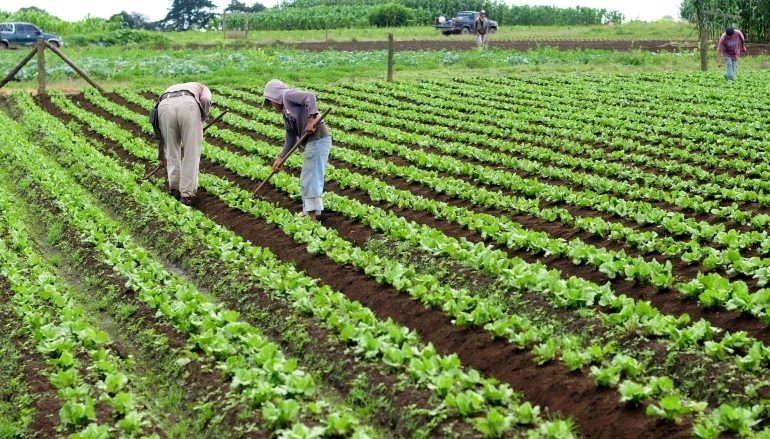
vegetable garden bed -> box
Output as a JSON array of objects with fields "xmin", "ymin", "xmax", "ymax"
[{"xmin": 3, "ymin": 71, "xmax": 770, "ymax": 438}]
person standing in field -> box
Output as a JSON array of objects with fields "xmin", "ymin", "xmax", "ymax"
[
  {"xmin": 263, "ymin": 79, "xmax": 332, "ymax": 221},
  {"xmin": 153, "ymin": 82, "xmax": 211, "ymax": 205},
  {"xmin": 716, "ymin": 27, "xmax": 747, "ymax": 81},
  {"xmin": 474, "ymin": 10, "xmax": 490, "ymax": 49}
]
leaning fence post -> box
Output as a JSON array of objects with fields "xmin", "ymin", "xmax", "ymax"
[
  {"xmin": 0, "ymin": 46, "xmax": 37, "ymax": 89},
  {"xmin": 387, "ymin": 33, "xmax": 394, "ymax": 82},
  {"xmin": 36, "ymin": 39, "xmax": 46, "ymax": 95}
]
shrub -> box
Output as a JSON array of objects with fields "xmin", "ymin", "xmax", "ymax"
[
  {"xmin": 65, "ymin": 29, "xmax": 169, "ymax": 47},
  {"xmin": 367, "ymin": 3, "xmax": 414, "ymax": 27}
]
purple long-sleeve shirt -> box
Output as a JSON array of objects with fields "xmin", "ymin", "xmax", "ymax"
[
  {"xmin": 717, "ymin": 30, "xmax": 745, "ymax": 61},
  {"xmin": 278, "ymin": 89, "xmax": 330, "ymax": 158}
]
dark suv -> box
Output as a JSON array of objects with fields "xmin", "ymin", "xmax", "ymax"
[
  {"xmin": 0, "ymin": 22, "xmax": 63, "ymax": 49},
  {"xmin": 433, "ymin": 11, "xmax": 498, "ymax": 36}
]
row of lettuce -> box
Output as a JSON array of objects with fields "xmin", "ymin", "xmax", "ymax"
[
  {"xmin": 45, "ymin": 84, "xmax": 770, "ymax": 437},
  {"xmin": 307, "ymin": 77, "xmax": 770, "ymax": 322},
  {"xmin": 0, "ymin": 90, "xmax": 585, "ymax": 437}
]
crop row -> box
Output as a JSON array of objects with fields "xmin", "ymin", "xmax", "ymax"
[
  {"xmin": 27, "ymin": 90, "xmax": 586, "ymax": 437},
  {"xmin": 210, "ymin": 87, "xmax": 770, "ymax": 325},
  {"xmin": 88, "ymin": 88, "xmax": 770, "ymax": 435}
]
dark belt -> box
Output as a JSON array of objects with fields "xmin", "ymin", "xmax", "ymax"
[{"xmin": 159, "ymin": 90, "xmax": 195, "ymax": 102}]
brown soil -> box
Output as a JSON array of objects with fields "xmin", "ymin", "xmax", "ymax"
[
  {"xmin": 39, "ymin": 93, "xmax": 700, "ymax": 438},
  {"xmin": 0, "ymin": 280, "xmax": 61, "ymax": 438},
  {"xmin": 33, "ymin": 94, "xmax": 476, "ymax": 437},
  {"xmin": 170, "ymin": 39, "xmax": 770, "ymax": 55}
]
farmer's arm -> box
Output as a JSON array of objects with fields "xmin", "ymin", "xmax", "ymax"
[
  {"xmin": 273, "ymin": 117, "xmax": 298, "ymax": 172},
  {"xmin": 198, "ymin": 85, "xmax": 212, "ymax": 120},
  {"xmin": 715, "ymin": 34, "xmax": 725, "ymax": 65}
]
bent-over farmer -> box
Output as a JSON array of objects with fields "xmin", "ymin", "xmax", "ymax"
[
  {"xmin": 716, "ymin": 27, "xmax": 747, "ymax": 81},
  {"xmin": 263, "ymin": 79, "xmax": 332, "ymax": 221},
  {"xmin": 153, "ymin": 82, "xmax": 211, "ymax": 205}
]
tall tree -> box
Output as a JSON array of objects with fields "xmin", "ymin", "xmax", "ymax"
[
  {"xmin": 18, "ymin": 6, "xmax": 47, "ymax": 14},
  {"xmin": 681, "ymin": 0, "xmax": 770, "ymax": 42},
  {"xmin": 161, "ymin": 0, "xmax": 217, "ymax": 30},
  {"xmin": 109, "ymin": 11, "xmax": 151, "ymax": 29},
  {"xmin": 249, "ymin": 2, "xmax": 266, "ymax": 13},
  {"xmin": 224, "ymin": 0, "xmax": 249, "ymax": 12}
]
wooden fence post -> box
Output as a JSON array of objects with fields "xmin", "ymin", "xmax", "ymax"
[
  {"xmin": 700, "ymin": 20, "xmax": 709, "ymax": 71},
  {"xmin": 387, "ymin": 33, "xmax": 394, "ymax": 82},
  {"xmin": 0, "ymin": 46, "xmax": 37, "ymax": 89},
  {"xmin": 36, "ymin": 39, "xmax": 46, "ymax": 95}
]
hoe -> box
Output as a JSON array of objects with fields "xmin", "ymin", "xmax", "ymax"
[{"xmin": 252, "ymin": 106, "xmax": 333, "ymax": 196}]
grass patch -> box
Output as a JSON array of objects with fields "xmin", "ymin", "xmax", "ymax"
[
  {"xmin": 162, "ymin": 21, "xmax": 694, "ymax": 45},
  {"xmin": 3, "ymin": 36, "xmax": 768, "ymax": 93}
]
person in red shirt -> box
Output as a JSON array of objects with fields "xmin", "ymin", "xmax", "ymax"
[{"xmin": 716, "ymin": 27, "xmax": 747, "ymax": 81}]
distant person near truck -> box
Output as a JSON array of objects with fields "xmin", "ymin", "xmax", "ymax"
[
  {"xmin": 433, "ymin": 11, "xmax": 496, "ymax": 36},
  {"xmin": 716, "ymin": 27, "xmax": 746, "ymax": 81},
  {"xmin": 474, "ymin": 10, "xmax": 491, "ymax": 48}
]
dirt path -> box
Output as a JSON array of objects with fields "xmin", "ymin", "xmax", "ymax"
[{"xmin": 173, "ymin": 39, "xmax": 770, "ymax": 55}]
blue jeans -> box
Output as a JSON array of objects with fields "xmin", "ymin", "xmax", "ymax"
[
  {"xmin": 724, "ymin": 57, "xmax": 737, "ymax": 80},
  {"xmin": 300, "ymin": 135, "xmax": 331, "ymax": 214}
]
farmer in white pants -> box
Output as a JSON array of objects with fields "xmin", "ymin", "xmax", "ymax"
[
  {"xmin": 474, "ymin": 10, "xmax": 490, "ymax": 48},
  {"xmin": 264, "ymin": 79, "xmax": 332, "ymax": 221},
  {"xmin": 156, "ymin": 82, "xmax": 211, "ymax": 205}
]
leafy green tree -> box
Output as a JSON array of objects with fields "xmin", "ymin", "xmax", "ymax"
[
  {"xmin": 18, "ymin": 6, "xmax": 47, "ymax": 14},
  {"xmin": 109, "ymin": 11, "xmax": 151, "ymax": 29},
  {"xmin": 367, "ymin": 3, "xmax": 415, "ymax": 27},
  {"xmin": 680, "ymin": 0, "xmax": 770, "ymax": 42},
  {"xmin": 161, "ymin": 0, "xmax": 217, "ymax": 30},
  {"xmin": 224, "ymin": 0, "xmax": 249, "ymax": 12},
  {"xmin": 249, "ymin": 2, "xmax": 266, "ymax": 13}
]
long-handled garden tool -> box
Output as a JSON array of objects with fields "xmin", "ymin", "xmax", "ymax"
[
  {"xmin": 252, "ymin": 107, "xmax": 333, "ymax": 196},
  {"xmin": 142, "ymin": 109, "xmax": 230, "ymax": 180}
]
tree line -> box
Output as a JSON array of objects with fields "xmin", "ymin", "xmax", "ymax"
[
  {"xmin": 222, "ymin": 0, "xmax": 625, "ymax": 31},
  {"xmin": 2, "ymin": 0, "xmax": 625, "ymax": 35},
  {"xmin": 680, "ymin": 0, "xmax": 770, "ymax": 42}
]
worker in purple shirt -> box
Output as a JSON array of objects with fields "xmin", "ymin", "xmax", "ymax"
[
  {"xmin": 716, "ymin": 27, "xmax": 747, "ymax": 81},
  {"xmin": 263, "ymin": 79, "xmax": 332, "ymax": 221}
]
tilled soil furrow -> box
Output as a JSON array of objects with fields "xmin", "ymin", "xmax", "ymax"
[
  {"xmin": 46, "ymin": 93, "xmax": 696, "ymax": 438},
  {"xmin": 95, "ymin": 93, "xmax": 770, "ymax": 347}
]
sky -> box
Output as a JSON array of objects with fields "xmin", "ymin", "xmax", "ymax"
[{"xmin": 10, "ymin": 1, "xmax": 683, "ymax": 23}]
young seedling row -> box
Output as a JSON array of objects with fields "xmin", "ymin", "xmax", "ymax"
[{"xmin": 3, "ymin": 72, "xmax": 770, "ymax": 438}]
